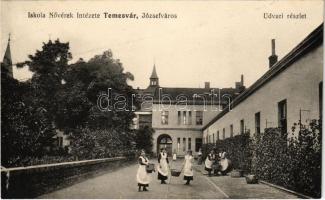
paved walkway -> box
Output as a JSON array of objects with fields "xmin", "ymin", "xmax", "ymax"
[{"xmin": 40, "ymin": 159, "xmax": 299, "ymax": 199}]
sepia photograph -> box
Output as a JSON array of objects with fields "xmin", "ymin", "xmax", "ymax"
[{"xmin": 0, "ymin": 0, "xmax": 324, "ymax": 199}]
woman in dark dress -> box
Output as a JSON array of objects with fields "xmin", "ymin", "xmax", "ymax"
[{"xmin": 157, "ymin": 148, "xmax": 169, "ymax": 184}]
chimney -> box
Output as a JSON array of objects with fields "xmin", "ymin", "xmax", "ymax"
[
  {"xmin": 204, "ymin": 82, "xmax": 210, "ymax": 89},
  {"xmin": 241, "ymin": 74, "xmax": 244, "ymax": 86},
  {"xmin": 268, "ymin": 39, "xmax": 278, "ymax": 68}
]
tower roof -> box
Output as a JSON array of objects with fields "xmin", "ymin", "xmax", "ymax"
[
  {"xmin": 2, "ymin": 35, "xmax": 13, "ymax": 77},
  {"xmin": 150, "ymin": 65, "xmax": 158, "ymax": 79}
]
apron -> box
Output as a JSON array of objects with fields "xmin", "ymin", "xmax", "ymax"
[
  {"xmin": 205, "ymin": 154, "xmax": 214, "ymax": 169},
  {"xmin": 136, "ymin": 156, "xmax": 151, "ymax": 184},
  {"xmin": 173, "ymin": 153, "xmax": 177, "ymax": 160},
  {"xmin": 157, "ymin": 152, "xmax": 169, "ymax": 177},
  {"xmin": 184, "ymin": 155, "xmax": 194, "ymax": 177}
]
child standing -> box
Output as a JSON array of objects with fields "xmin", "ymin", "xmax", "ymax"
[
  {"xmin": 183, "ymin": 150, "xmax": 194, "ymax": 185},
  {"xmin": 136, "ymin": 150, "xmax": 151, "ymax": 192}
]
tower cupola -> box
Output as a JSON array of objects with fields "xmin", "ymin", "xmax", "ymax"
[{"xmin": 149, "ymin": 64, "xmax": 159, "ymax": 87}]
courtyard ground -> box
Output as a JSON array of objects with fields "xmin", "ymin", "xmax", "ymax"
[{"xmin": 39, "ymin": 159, "xmax": 299, "ymax": 199}]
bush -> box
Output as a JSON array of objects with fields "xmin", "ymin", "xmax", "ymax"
[
  {"xmin": 252, "ymin": 119, "xmax": 321, "ymax": 198},
  {"xmin": 70, "ymin": 127, "xmax": 137, "ymax": 160},
  {"xmin": 202, "ymin": 119, "xmax": 321, "ymax": 198},
  {"xmin": 202, "ymin": 132, "xmax": 252, "ymax": 172}
]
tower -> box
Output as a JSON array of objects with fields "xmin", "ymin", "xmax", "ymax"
[
  {"xmin": 2, "ymin": 35, "xmax": 13, "ymax": 78},
  {"xmin": 149, "ymin": 64, "xmax": 159, "ymax": 87}
]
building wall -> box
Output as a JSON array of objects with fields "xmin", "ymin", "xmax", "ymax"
[
  {"xmin": 153, "ymin": 129, "xmax": 202, "ymax": 156},
  {"xmin": 152, "ymin": 104, "xmax": 220, "ymax": 129},
  {"xmin": 55, "ymin": 130, "xmax": 70, "ymax": 147},
  {"xmin": 203, "ymin": 44, "xmax": 323, "ymax": 142},
  {"xmin": 152, "ymin": 104, "xmax": 220, "ymax": 155},
  {"xmin": 132, "ymin": 111, "xmax": 152, "ymax": 129}
]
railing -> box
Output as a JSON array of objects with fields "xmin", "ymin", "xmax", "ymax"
[{"xmin": 1, "ymin": 157, "xmax": 127, "ymax": 198}]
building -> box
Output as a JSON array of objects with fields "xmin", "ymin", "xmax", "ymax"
[
  {"xmin": 133, "ymin": 65, "xmax": 245, "ymax": 156},
  {"xmin": 202, "ymin": 24, "xmax": 323, "ymax": 143}
]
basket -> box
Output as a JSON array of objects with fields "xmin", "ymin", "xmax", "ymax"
[
  {"xmin": 245, "ymin": 175, "xmax": 258, "ymax": 184},
  {"xmin": 170, "ymin": 169, "xmax": 181, "ymax": 177},
  {"xmin": 146, "ymin": 163, "xmax": 155, "ymax": 173},
  {"xmin": 231, "ymin": 170, "xmax": 244, "ymax": 178}
]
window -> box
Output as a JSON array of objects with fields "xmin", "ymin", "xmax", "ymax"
[
  {"xmin": 177, "ymin": 138, "xmax": 180, "ymax": 153},
  {"xmin": 177, "ymin": 111, "xmax": 181, "ymax": 125},
  {"xmin": 188, "ymin": 111, "xmax": 192, "ymax": 125},
  {"xmin": 161, "ymin": 111, "xmax": 169, "ymax": 125},
  {"xmin": 222, "ymin": 128, "xmax": 225, "ymax": 139},
  {"xmin": 230, "ymin": 124, "xmax": 234, "ymax": 137},
  {"xmin": 255, "ymin": 112, "xmax": 261, "ymax": 135},
  {"xmin": 183, "ymin": 111, "xmax": 187, "ymax": 125},
  {"xmin": 57, "ymin": 137, "xmax": 63, "ymax": 147},
  {"xmin": 195, "ymin": 138, "xmax": 202, "ymax": 152},
  {"xmin": 139, "ymin": 114, "xmax": 152, "ymax": 128},
  {"xmin": 278, "ymin": 99, "xmax": 287, "ymax": 134},
  {"xmin": 188, "ymin": 138, "xmax": 191, "ymax": 150},
  {"xmin": 196, "ymin": 111, "xmax": 203, "ymax": 125},
  {"xmin": 183, "ymin": 138, "xmax": 186, "ymax": 151},
  {"xmin": 217, "ymin": 131, "xmax": 220, "ymax": 141},
  {"xmin": 240, "ymin": 119, "xmax": 244, "ymax": 134}
]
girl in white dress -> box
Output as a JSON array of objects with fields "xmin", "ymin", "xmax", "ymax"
[
  {"xmin": 183, "ymin": 150, "xmax": 194, "ymax": 185},
  {"xmin": 157, "ymin": 148, "xmax": 169, "ymax": 184},
  {"xmin": 136, "ymin": 150, "xmax": 151, "ymax": 192},
  {"xmin": 205, "ymin": 150, "xmax": 215, "ymax": 176}
]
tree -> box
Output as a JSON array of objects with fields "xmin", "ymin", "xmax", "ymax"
[
  {"xmin": 56, "ymin": 50, "xmax": 138, "ymax": 131},
  {"xmin": 135, "ymin": 126, "xmax": 154, "ymax": 154},
  {"xmin": 1, "ymin": 39, "xmax": 72, "ymax": 167},
  {"xmin": 18, "ymin": 39, "xmax": 72, "ymax": 123},
  {"xmin": 1, "ymin": 72, "xmax": 55, "ymax": 167},
  {"xmin": 59, "ymin": 50, "xmax": 139, "ymax": 158}
]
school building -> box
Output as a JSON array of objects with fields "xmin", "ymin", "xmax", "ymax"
[
  {"xmin": 133, "ymin": 66, "xmax": 245, "ymax": 156},
  {"xmin": 134, "ymin": 23, "xmax": 323, "ymax": 155},
  {"xmin": 203, "ymin": 24, "xmax": 323, "ymax": 143}
]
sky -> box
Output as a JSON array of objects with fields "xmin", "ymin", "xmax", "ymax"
[{"xmin": 1, "ymin": 0, "xmax": 323, "ymax": 89}]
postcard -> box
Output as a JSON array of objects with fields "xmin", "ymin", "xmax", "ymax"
[{"xmin": 1, "ymin": 0, "xmax": 323, "ymax": 199}]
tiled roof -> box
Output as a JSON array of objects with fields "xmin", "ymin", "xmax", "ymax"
[{"xmin": 136, "ymin": 86, "xmax": 241, "ymax": 105}]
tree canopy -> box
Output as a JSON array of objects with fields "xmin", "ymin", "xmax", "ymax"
[{"xmin": 2, "ymin": 39, "xmax": 140, "ymax": 166}]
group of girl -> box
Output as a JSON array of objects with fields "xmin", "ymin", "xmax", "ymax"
[
  {"xmin": 136, "ymin": 149, "xmax": 194, "ymax": 192},
  {"xmin": 204, "ymin": 149, "xmax": 227, "ymax": 176}
]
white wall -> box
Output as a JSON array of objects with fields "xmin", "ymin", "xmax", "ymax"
[
  {"xmin": 203, "ymin": 44, "xmax": 323, "ymax": 142},
  {"xmin": 152, "ymin": 104, "xmax": 220, "ymax": 129},
  {"xmin": 151, "ymin": 104, "xmax": 220, "ymax": 155}
]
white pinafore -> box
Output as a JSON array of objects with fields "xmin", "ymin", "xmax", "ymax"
[
  {"xmin": 136, "ymin": 156, "xmax": 151, "ymax": 185},
  {"xmin": 205, "ymin": 154, "xmax": 214, "ymax": 169},
  {"xmin": 183, "ymin": 155, "xmax": 194, "ymax": 177},
  {"xmin": 157, "ymin": 152, "xmax": 169, "ymax": 177}
]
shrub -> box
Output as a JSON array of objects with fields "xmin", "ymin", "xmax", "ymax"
[
  {"xmin": 70, "ymin": 127, "xmax": 137, "ymax": 160},
  {"xmin": 202, "ymin": 132, "xmax": 252, "ymax": 173},
  {"xmin": 252, "ymin": 120, "xmax": 321, "ymax": 198},
  {"xmin": 202, "ymin": 119, "xmax": 321, "ymax": 198}
]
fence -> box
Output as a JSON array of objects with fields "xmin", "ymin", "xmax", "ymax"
[{"xmin": 1, "ymin": 157, "xmax": 127, "ymax": 198}]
